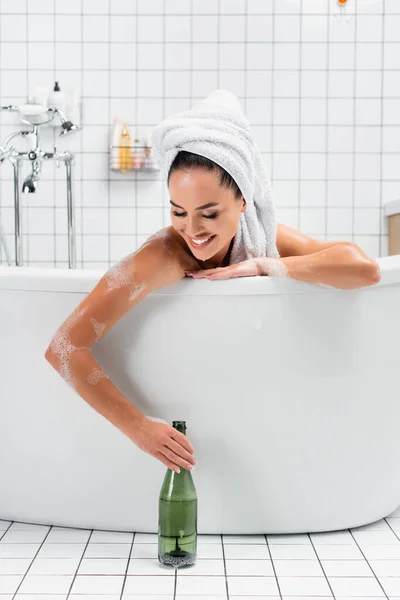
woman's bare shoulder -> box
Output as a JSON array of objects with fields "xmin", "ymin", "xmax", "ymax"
[{"xmin": 142, "ymin": 227, "xmax": 199, "ymax": 270}]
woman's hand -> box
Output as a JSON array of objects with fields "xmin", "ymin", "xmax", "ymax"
[
  {"xmin": 186, "ymin": 257, "xmax": 285, "ymax": 280},
  {"xmin": 130, "ymin": 417, "xmax": 197, "ymax": 473}
]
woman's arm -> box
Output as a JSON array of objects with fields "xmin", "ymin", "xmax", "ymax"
[
  {"xmin": 45, "ymin": 230, "xmax": 198, "ymax": 472},
  {"xmin": 187, "ymin": 224, "xmax": 381, "ymax": 290}
]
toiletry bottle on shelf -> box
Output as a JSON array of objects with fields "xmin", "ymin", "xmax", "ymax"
[
  {"xmin": 158, "ymin": 420, "xmax": 197, "ymax": 568},
  {"xmin": 119, "ymin": 124, "xmax": 133, "ymax": 171},
  {"xmin": 132, "ymin": 138, "xmax": 144, "ymax": 169},
  {"xmin": 111, "ymin": 118, "xmax": 122, "ymax": 170},
  {"xmin": 48, "ymin": 81, "xmax": 66, "ymax": 126},
  {"xmin": 143, "ymin": 131, "xmax": 156, "ymax": 169}
]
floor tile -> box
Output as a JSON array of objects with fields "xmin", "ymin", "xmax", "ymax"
[
  {"xmin": 15, "ymin": 595, "xmax": 67, "ymax": 599},
  {"xmin": 17, "ymin": 574, "xmax": 74, "ymax": 594},
  {"xmin": 269, "ymin": 544, "xmax": 316, "ymax": 559},
  {"xmin": 68, "ymin": 596, "xmax": 121, "ymax": 600},
  {"xmin": 267, "ymin": 533, "xmax": 311, "ymax": 544},
  {"xmin": 0, "ymin": 544, "xmax": 41, "ymax": 559},
  {"xmin": 223, "ymin": 543, "xmax": 270, "ymax": 559},
  {"xmin": 223, "ymin": 535, "xmax": 266, "ymax": 544},
  {"xmin": 352, "ymin": 530, "xmax": 400, "ymax": 545},
  {"xmin": 225, "ymin": 558, "xmax": 273, "ymax": 576},
  {"xmin": 386, "ymin": 517, "xmax": 400, "ymax": 531},
  {"xmin": 77, "ymin": 557, "xmax": 128, "ymax": 575},
  {"xmin": 0, "ymin": 530, "xmax": 48, "ymax": 544},
  {"xmin": 369, "ymin": 559, "xmax": 400, "ymax": 576},
  {"xmin": 379, "ymin": 576, "xmax": 400, "ymax": 596},
  {"xmin": 130, "ymin": 543, "xmax": 158, "ymax": 559},
  {"xmin": 313, "ymin": 544, "xmax": 364, "ymax": 560},
  {"xmin": 0, "ymin": 574, "xmax": 24, "ymax": 594},
  {"xmin": 45, "ymin": 528, "xmax": 91, "ymax": 543},
  {"xmin": 124, "ymin": 574, "xmax": 176, "ymax": 595},
  {"xmin": 132, "ymin": 533, "xmax": 158, "ymax": 543},
  {"xmin": 69, "ymin": 574, "xmax": 125, "ymax": 595},
  {"xmin": 36, "ymin": 544, "xmax": 86, "ymax": 559},
  {"xmin": 0, "ymin": 558, "xmax": 32, "ymax": 575},
  {"xmin": 197, "ymin": 535, "xmax": 222, "ymax": 544},
  {"xmin": 197, "ymin": 544, "xmax": 223, "ymax": 559},
  {"xmin": 328, "ymin": 575, "xmax": 386, "ymax": 597},
  {"xmin": 278, "ymin": 575, "xmax": 333, "ymax": 596},
  {"xmin": 83, "ymin": 543, "xmax": 131, "ymax": 558},
  {"xmin": 227, "ymin": 575, "xmax": 279, "ymax": 595},
  {"xmin": 362, "ymin": 544, "xmax": 400, "ymax": 560},
  {"xmin": 273, "ymin": 558, "xmax": 324, "ymax": 576},
  {"xmin": 90, "ymin": 530, "xmax": 134, "ymax": 544},
  {"xmin": 176, "ymin": 575, "xmax": 227, "ymax": 596},
  {"xmin": 321, "ymin": 558, "xmax": 374, "ymax": 576},
  {"xmin": 310, "ymin": 530, "xmax": 355, "ymax": 545},
  {"xmin": 127, "ymin": 558, "xmax": 175, "ymax": 575},
  {"xmin": 28, "ymin": 557, "xmax": 81, "ymax": 575},
  {"xmin": 178, "ymin": 559, "xmax": 225, "ymax": 576}
]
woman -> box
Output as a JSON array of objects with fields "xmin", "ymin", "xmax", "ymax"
[{"xmin": 45, "ymin": 92, "xmax": 380, "ymax": 475}]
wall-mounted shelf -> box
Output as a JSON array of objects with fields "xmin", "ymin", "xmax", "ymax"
[{"xmin": 109, "ymin": 145, "xmax": 159, "ymax": 172}]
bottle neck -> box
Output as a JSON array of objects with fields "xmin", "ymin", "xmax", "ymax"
[{"xmin": 173, "ymin": 421, "xmax": 186, "ymax": 436}]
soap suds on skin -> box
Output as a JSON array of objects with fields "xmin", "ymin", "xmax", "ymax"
[
  {"xmin": 104, "ymin": 254, "xmax": 146, "ymax": 301},
  {"xmin": 49, "ymin": 308, "xmax": 86, "ymax": 388},
  {"xmin": 90, "ymin": 318, "xmax": 105, "ymax": 342},
  {"xmin": 87, "ymin": 368, "xmax": 109, "ymax": 386}
]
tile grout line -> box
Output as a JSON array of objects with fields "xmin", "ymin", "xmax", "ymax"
[
  {"xmin": 11, "ymin": 524, "xmax": 54, "ymax": 600},
  {"xmin": 348, "ymin": 527, "xmax": 390, "ymax": 599},
  {"xmin": 65, "ymin": 529, "xmax": 94, "ymax": 599},
  {"xmin": 264, "ymin": 534, "xmax": 283, "ymax": 600},
  {"xmin": 118, "ymin": 531, "xmax": 136, "ymax": 600},
  {"xmin": 307, "ymin": 531, "xmax": 337, "ymax": 599},
  {"xmin": 221, "ymin": 533, "xmax": 229, "ymax": 600}
]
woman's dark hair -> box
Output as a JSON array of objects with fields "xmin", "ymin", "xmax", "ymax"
[{"xmin": 168, "ymin": 150, "xmax": 243, "ymax": 200}]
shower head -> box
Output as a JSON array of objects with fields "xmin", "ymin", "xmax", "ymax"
[
  {"xmin": 22, "ymin": 175, "xmax": 37, "ymax": 194},
  {"xmin": 60, "ymin": 120, "xmax": 79, "ymax": 136}
]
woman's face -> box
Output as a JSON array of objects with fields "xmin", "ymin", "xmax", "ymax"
[{"xmin": 168, "ymin": 168, "xmax": 246, "ymax": 263}]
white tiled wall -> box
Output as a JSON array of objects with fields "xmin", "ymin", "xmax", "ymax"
[{"xmin": 0, "ymin": 0, "xmax": 399, "ymax": 269}]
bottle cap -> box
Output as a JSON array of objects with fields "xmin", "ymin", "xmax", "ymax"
[
  {"xmin": 54, "ymin": 81, "xmax": 60, "ymax": 92},
  {"xmin": 173, "ymin": 421, "xmax": 187, "ymax": 434}
]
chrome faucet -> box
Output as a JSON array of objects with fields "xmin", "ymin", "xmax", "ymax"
[{"xmin": 0, "ymin": 103, "xmax": 80, "ymax": 268}]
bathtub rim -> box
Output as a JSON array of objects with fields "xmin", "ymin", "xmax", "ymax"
[{"xmin": 0, "ymin": 254, "xmax": 398, "ymax": 296}]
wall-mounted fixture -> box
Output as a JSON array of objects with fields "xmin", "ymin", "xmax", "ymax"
[{"xmin": 0, "ymin": 104, "xmax": 80, "ymax": 269}]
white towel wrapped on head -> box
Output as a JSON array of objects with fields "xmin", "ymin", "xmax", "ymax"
[{"xmin": 151, "ymin": 90, "xmax": 279, "ymax": 264}]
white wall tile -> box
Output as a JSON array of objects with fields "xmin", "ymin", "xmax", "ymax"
[
  {"xmin": 247, "ymin": 43, "xmax": 273, "ymax": 69},
  {"xmin": 220, "ymin": 16, "xmax": 246, "ymax": 42},
  {"xmin": 193, "ymin": 16, "xmax": 218, "ymax": 42},
  {"xmin": 219, "ymin": 43, "xmax": 246, "ymax": 70},
  {"xmin": 1, "ymin": 15, "xmax": 27, "ymax": 42},
  {"xmin": 110, "ymin": 71, "xmax": 137, "ymax": 98},
  {"xmin": 247, "ymin": 15, "xmax": 273, "ymax": 42},
  {"xmin": 83, "ymin": 16, "xmax": 110, "ymax": 43},
  {"xmin": 28, "ymin": 15, "xmax": 54, "ymax": 42},
  {"xmin": 165, "ymin": 43, "xmax": 191, "ymax": 70},
  {"xmin": 192, "ymin": 43, "xmax": 218, "ymax": 70},
  {"xmin": 110, "ymin": 16, "xmax": 136, "ymax": 43},
  {"xmin": 137, "ymin": 43, "xmax": 163, "ymax": 70},
  {"xmin": 55, "ymin": 15, "xmax": 82, "ymax": 42},
  {"xmin": 165, "ymin": 15, "xmax": 191, "ymax": 43},
  {"xmin": 83, "ymin": 43, "xmax": 110, "ymax": 70}
]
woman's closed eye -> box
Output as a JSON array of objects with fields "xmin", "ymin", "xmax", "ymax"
[{"xmin": 172, "ymin": 211, "xmax": 218, "ymax": 220}]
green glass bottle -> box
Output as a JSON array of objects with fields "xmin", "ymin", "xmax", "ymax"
[{"xmin": 158, "ymin": 421, "xmax": 197, "ymax": 568}]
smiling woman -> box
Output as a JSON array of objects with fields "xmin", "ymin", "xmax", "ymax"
[{"xmin": 44, "ymin": 89, "xmax": 381, "ymax": 480}]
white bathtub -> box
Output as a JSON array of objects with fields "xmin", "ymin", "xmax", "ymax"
[{"xmin": 1, "ymin": 258, "xmax": 400, "ymax": 535}]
